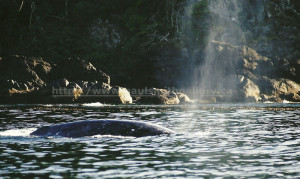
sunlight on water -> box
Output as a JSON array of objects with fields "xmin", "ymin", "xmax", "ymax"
[{"xmin": 0, "ymin": 104, "xmax": 300, "ymax": 178}]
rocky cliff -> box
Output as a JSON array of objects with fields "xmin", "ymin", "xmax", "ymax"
[
  {"xmin": 202, "ymin": 41, "xmax": 300, "ymax": 102},
  {"xmin": 0, "ymin": 55, "xmax": 133, "ymax": 104},
  {"xmin": 0, "ymin": 55, "xmax": 192, "ymax": 104},
  {"xmin": 0, "ymin": 0, "xmax": 299, "ymax": 103}
]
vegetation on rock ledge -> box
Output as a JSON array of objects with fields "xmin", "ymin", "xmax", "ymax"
[{"xmin": 0, "ymin": 0, "xmax": 185, "ymax": 87}]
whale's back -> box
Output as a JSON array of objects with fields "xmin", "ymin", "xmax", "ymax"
[{"xmin": 31, "ymin": 120, "xmax": 175, "ymax": 137}]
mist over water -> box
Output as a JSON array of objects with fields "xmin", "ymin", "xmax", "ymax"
[
  {"xmin": 182, "ymin": 0, "xmax": 254, "ymax": 100},
  {"xmin": 208, "ymin": 0, "xmax": 246, "ymax": 45}
]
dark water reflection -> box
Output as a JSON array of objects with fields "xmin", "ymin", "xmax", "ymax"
[{"xmin": 0, "ymin": 103, "xmax": 300, "ymax": 178}]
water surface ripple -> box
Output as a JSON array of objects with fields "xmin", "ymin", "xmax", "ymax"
[{"xmin": 0, "ymin": 103, "xmax": 299, "ymax": 178}]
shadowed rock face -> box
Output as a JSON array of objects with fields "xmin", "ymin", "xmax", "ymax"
[
  {"xmin": 31, "ymin": 120, "xmax": 176, "ymax": 138},
  {"xmin": 0, "ymin": 55, "xmax": 133, "ymax": 104},
  {"xmin": 0, "ymin": 55, "xmax": 191, "ymax": 104}
]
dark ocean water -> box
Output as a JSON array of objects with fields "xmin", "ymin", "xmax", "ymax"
[{"xmin": 0, "ymin": 103, "xmax": 299, "ymax": 178}]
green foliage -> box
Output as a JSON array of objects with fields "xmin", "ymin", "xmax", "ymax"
[
  {"xmin": 182, "ymin": 0, "xmax": 210, "ymax": 51},
  {"xmin": 0, "ymin": 0, "xmax": 185, "ymax": 87},
  {"xmin": 192, "ymin": 0, "xmax": 209, "ymax": 20}
]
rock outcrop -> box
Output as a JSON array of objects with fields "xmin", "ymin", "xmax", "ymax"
[
  {"xmin": 49, "ymin": 58, "xmax": 110, "ymax": 84},
  {"xmin": 138, "ymin": 88, "xmax": 190, "ymax": 105},
  {"xmin": 177, "ymin": 93, "xmax": 192, "ymax": 104},
  {"xmin": 0, "ymin": 55, "xmax": 132, "ymax": 104},
  {"xmin": 0, "ymin": 55, "xmax": 49, "ymax": 92},
  {"xmin": 206, "ymin": 41, "xmax": 300, "ymax": 102}
]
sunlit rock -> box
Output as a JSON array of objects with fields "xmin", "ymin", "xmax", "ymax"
[
  {"xmin": 242, "ymin": 79, "xmax": 261, "ymax": 102},
  {"xmin": 206, "ymin": 41, "xmax": 300, "ymax": 102},
  {"xmin": 177, "ymin": 93, "xmax": 192, "ymax": 104},
  {"xmin": 67, "ymin": 82, "xmax": 83, "ymax": 100},
  {"xmin": 139, "ymin": 88, "xmax": 180, "ymax": 105},
  {"xmin": 109, "ymin": 87, "xmax": 133, "ymax": 104},
  {"xmin": 258, "ymin": 78, "xmax": 300, "ymax": 102},
  {"xmin": 47, "ymin": 78, "xmax": 69, "ymax": 88},
  {"xmin": 0, "ymin": 55, "xmax": 48, "ymax": 96}
]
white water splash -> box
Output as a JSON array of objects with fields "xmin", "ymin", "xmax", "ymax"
[
  {"xmin": 282, "ymin": 100, "xmax": 294, "ymax": 104},
  {"xmin": 0, "ymin": 128, "xmax": 37, "ymax": 137},
  {"xmin": 42, "ymin": 104, "xmax": 54, "ymax": 107},
  {"xmin": 90, "ymin": 135, "xmax": 135, "ymax": 139},
  {"xmin": 82, "ymin": 102, "xmax": 104, "ymax": 107},
  {"xmin": 263, "ymin": 101, "xmax": 274, "ymax": 104}
]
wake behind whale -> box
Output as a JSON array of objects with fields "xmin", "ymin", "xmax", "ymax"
[{"xmin": 31, "ymin": 120, "xmax": 176, "ymax": 138}]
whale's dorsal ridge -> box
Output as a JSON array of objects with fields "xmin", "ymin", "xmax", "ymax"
[{"xmin": 31, "ymin": 119, "xmax": 175, "ymax": 137}]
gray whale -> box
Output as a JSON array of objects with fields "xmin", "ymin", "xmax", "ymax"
[{"xmin": 31, "ymin": 120, "xmax": 175, "ymax": 137}]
